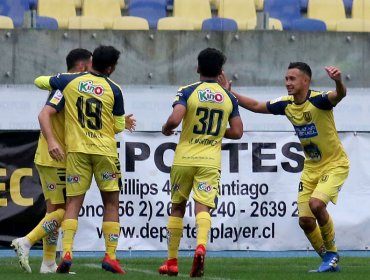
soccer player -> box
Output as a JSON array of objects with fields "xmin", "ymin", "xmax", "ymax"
[
  {"xmin": 34, "ymin": 45, "xmax": 129, "ymax": 274},
  {"xmin": 158, "ymin": 48, "xmax": 243, "ymax": 277},
  {"xmin": 219, "ymin": 62, "xmax": 349, "ymax": 272},
  {"xmin": 11, "ymin": 48, "xmax": 93, "ymax": 274}
]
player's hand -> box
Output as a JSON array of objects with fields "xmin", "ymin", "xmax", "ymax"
[
  {"xmin": 162, "ymin": 125, "xmax": 174, "ymax": 136},
  {"xmin": 48, "ymin": 140, "xmax": 65, "ymax": 162},
  {"xmin": 218, "ymin": 71, "xmax": 232, "ymax": 91},
  {"xmin": 325, "ymin": 66, "xmax": 342, "ymax": 82},
  {"xmin": 125, "ymin": 113, "xmax": 136, "ymax": 133}
]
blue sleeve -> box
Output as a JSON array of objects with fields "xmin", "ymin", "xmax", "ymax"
[
  {"xmin": 45, "ymin": 89, "xmax": 65, "ymax": 112},
  {"xmin": 49, "ymin": 73, "xmax": 80, "ymax": 91},
  {"xmin": 106, "ymin": 78, "xmax": 125, "ymax": 116},
  {"xmin": 266, "ymin": 99, "xmax": 290, "ymax": 115},
  {"xmin": 173, "ymin": 83, "xmax": 199, "ymax": 108},
  {"xmin": 309, "ymin": 92, "xmax": 334, "ymax": 110},
  {"xmin": 226, "ymin": 91, "xmax": 240, "ymax": 119}
]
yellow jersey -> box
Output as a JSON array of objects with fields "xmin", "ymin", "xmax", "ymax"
[{"xmin": 173, "ymin": 80, "xmax": 240, "ymax": 169}]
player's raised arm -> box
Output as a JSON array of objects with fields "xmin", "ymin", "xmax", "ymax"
[
  {"xmin": 325, "ymin": 66, "xmax": 347, "ymax": 106},
  {"xmin": 34, "ymin": 76, "xmax": 53, "ymax": 91}
]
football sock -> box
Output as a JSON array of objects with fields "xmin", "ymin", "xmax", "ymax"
[
  {"xmin": 61, "ymin": 219, "xmax": 78, "ymax": 258},
  {"xmin": 42, "ymin": 230, "xmax": 59, "ymax": 262},
  {"xmin": 320, "ymin": 215, "xmax": 337, "ymax": 252},
  {"xmin": 167, "ymin": 216, "xmax": 184, "ymax": 259},
  {"xmin": 196, "ymin": 212, "xmax": 211, "ymax": 248},
  {"xmin": 305, "ymin": 224, "xmax": 326, "ymax": 257},
  {"xmin": 103, "ymin": 221, "xmax": 120, "ymax": 260},
  {"xmin": 26, "ymin": 208, "xmax": 65, "ymax": 245}
]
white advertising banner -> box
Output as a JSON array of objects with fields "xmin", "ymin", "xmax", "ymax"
[{"xmin": 73, "ymin": 132, "xmax": 370, "ymax": 251}]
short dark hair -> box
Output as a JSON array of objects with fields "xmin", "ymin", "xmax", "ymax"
[
  {"xmin": 92, "ymin": 45, "xmax": 121, "ymax": 73},
  {"xmin": 197, "ymin": 48, "xmax": 226, "ymax": 77},
  {"xmin": 66, "ymin": 48, "xmax": 92, "ymax": 71},
  {"xmin": 288, "ymin": 62, "xmax": 312, "ymax": 79}
]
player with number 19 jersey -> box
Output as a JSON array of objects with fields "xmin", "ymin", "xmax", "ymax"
[
  {"xmin": 173, "ymin": 80, "xmax": 240, "ymax": 169},
  {"xmin": 46, "ymin": 72, "xmax": 124, "ymax": 156}
]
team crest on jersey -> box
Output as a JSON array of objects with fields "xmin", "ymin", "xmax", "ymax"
[
  {"xmin": 303, "ymin": 111, "xmax": 312, "ymax": 122},
  {"xmin": 198, "ymin": 89, "xmax": 224, "ymax": 103},
  {"xmin": 102, "ymin": 171, "xmax": 117, "ymax": 181},
  {"xmin": 50, "ymin": 90, "xmax": 63, "ymax": 105},
  {"xmin": 78, "ymin": 80, "xmax": 104, "ymax": 96},
  {"xmin": 47, "ymin": 183, "xmax": 56, "ymax": 191},
  {"xmin": 197, "ymin": 182, "xmax": 212, "ymax": 192},
  {"xmin": 67, "ymin": 175, "xmax": 80, "ymax": 183}
]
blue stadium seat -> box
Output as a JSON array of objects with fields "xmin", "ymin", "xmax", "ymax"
[
  {"xmin": 28, "ymin": 0, "xmax": 38, "ymax": 9},
  {"xmin": 202, "ymin": 17, "xmax": 238, "ymax": 31},
  {"xmin": 128, "ymin": 0, "xmax": 167, "ymax": 29},
  {"xmin": 264, "ymin": 0, "xmax": 327, "ymax": 31},
  {"xmin": 343, "ymin": 0, "xmax": 353, "ymax": 14},
  {"xmin": 300, "ymin": 0, "xmax": 308, "ymax": 12},
  {"xmin": 0, "ymin": 0, "xmax": 29, "ymax": 27},
  {"xmin": 35, "ymin": 16, "xmax": 58, "ymax": 29}
]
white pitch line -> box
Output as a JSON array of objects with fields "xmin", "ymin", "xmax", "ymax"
[{"xmin": 82, "ymin": 263, "xmax": 231, "ymax": 280}]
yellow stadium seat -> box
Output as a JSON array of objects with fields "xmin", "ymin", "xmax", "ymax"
[
  {"xmin": 336, "ymin": 18, "xmax": 370, "ymax": 32},
  {"xmin": 255, "ymin": 0, "xmax": 264, "ymax": 11},
  {"xmin": 75, "ymin": 0, "xmax": 125, "ymax": 9},
  {"xmin": 74, "ymin": 0, "xmax": 83, "ymax": 8},
  {"xmin": 268, "ymin": 18, "xmax": 282, "ymax": 30},
  {"xmin": 218, "ymin": 0, "xmax": 257, "ymax": 30},
  {"xmin": 157, "ymin": 17, "xmax": 194, "ymax": 30},
  {"xmin": 38, "ymin": 0, "xmax": 76, "ymax": 29},
  {"xmin": 68, "ymin": 16, "xmax": 105, "ymax": 29},
  {"xmin": 112, "ymin": 16, "xmax": 149, "ymax": 30},
  {"xmin": 307, "ymin": 0, "xmax": 346, "ymax": 31},
  {"xmin": 0, "ymin": 16, "xmax": 14, "ymax": 29},
  {"xmin": 173, "ymin": 0, "xmax": 211, "ymax": 30},
  {"xmin": 352, "ymin": 0, "xmax": 370, "ymax": 21},
  {"xmin": 82, "ymin": 0, "xmax": 122, "ymax": 29}
]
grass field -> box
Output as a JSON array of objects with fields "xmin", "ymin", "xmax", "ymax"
[{"xmin": 2, "ymin": 256, "xmax": 370, "ymax": 280}]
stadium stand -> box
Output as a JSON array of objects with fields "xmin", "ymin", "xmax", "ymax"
[
  {"xmin": 68, "ymin": 16, "xmax": 104, "ymax": 29},
  {"xmin": 0, "ymin": 0, "xmax": 29, "ymax": 27},
  {"xmin": 112, "ymin": 16, "xmax": 149, "ymax": 30},
  {"xmin": 218, "ymin": 0, "xmax": 258, "ymax": 30},
  {"xmin": 343, "ymin": 0, "xmax": 353, "ymax": 14},
  {"xmin": 173, "ymin": 0, "xmax": 212, "ymax": 30},
  {"xmin": 35, "ymin": 16, "xmax": 58, "ymax": 29},
  {"xmin": 263, "ymin": 0, "xmax": 327, "ymax": 31},
  {"xmin": 157, "ymin": 17, "xmax": 194, "ymax": 30},
  {"xmin": 82, "ymin": 0, "xmax": 122, "ymax": 29},
  {"xmin": 0, "ymin": 15, "xmax": 13, "ymax": 29},
  {"xmin": 128, "ymin": 0, "xmax": 167, "ymax": 29},
  {"xmin": 307, "ymin": 0, "xmax": 346, "ymax": 31},
  {"xmin": 352, "ymin": 0, "xmax": 370, "ymax": 21},
  {"xmin": 202, "ymin": 17, "xmax": 238, "ymax": 31},
  {"xmin": 37, "ymin": 0, "xmax": 76, "ymax": 29}
]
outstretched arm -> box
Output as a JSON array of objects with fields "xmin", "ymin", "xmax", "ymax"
[
  {"xmin": 325, "ymin": 66, "xmax": 347, "ymax": 106},
  {"xmin": 34, "ymin": 76, "xmax": 53, "ymax": 91}
]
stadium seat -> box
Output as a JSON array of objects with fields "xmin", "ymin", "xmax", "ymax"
[
  {"xmin": 352, "ymin": 0, "xmax": 370, "ymax": 21},
  {"xmin": 37, "ymin": 0, "xmax": 76, "ymax": 29},
  {"xmin": 202, "ymin": 17, "xmax": 238, "ymax": 31},
  {"xmin": 343, "ymin": 0, "xmax": 353, "ymax": 14},
  {"xmin": 173, "ymin": 0, "xmax": 212, "ymax": 30},
  {"xmin": 0, "ymin": 0, "xmax": 29, "ymax": 27},
  {"xmin": 112, "ymin": 16, "xmax": 149, "ymax": 30},
  {"xmin": 307, "ymin": 0, "xmax": 346, "ymax": 31},
  {"xmin": 35, "ymin": 16, "xmax": 58, "ymax": 29},
  {"xmin": 0, "ymin": 15, "xmax": 13, "ymax": 29},
  {"xmin": 300, "ymin": 0, "xmax": 308, "ymax": 12},
  {"xmin": 268, "ymin": 18, "xmax": 283, "ymax": 30},
  {"xmin": 128, "ymin": 0, "xmax": 166, "ymax": 29},
  {"xmin": 157, "ymin": 17, "xmax": 194, "ymax": 30},
  {"xmin": 68, "ymin": 16, "xmax": 105, "ymax": 29},
  {"xmin": 254, "ymin": 0, "xmax": 264, "ymax": 11},
  {"xmin": 28, "ymin": 0, "xmax": 38, "ymax": 9},
  {"xmin": 336, "ymin": 18, "xmax": 370, "ymax": 32},
  {"xmin": 264, "ymin": 0, "xmax": 327, "ymax": 31},
  {"xmin": 82, "ymin": 0, "xmax": 122, "ymax": 29},
  {"xmin": 74, "ymin": 0, "xmax": 125, "ymax": 9},
  {"xmin": 218, "ymin": 0, "xmax": 257, "ymax": 30}
]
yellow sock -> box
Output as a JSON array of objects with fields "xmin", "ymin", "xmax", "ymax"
[
  {"xmin": 196, "ymin": 212, "xmax": 211, "ymax": 248},
  {"xmin": 320, "ymin": 215, "xmax": 337, "ymax": 252},
  {"xmin": 167, "ymin": 216, "xmax": 183, "ymax": 259},
  {"xmin": 43, "ymin": 230, "xmax": 59, "ymax": 262},
  {"xmin": 26, "ymin": 208, "xmax": 65, "ymax": 245},
  {"xmin": 305, "ymin": 224, "xmax": 326, "ymax": 258},
  {"xmin": 103, "ymin": 221, "xmax": 120, "ymax": 260},
  {"xmin": 61, "ymin": 219, "xmax": 78, "ymax": 258}
]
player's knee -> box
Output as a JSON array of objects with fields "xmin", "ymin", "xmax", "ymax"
[
  {"xmin": 299, "ymin": 217, "xmax": 316, "ymax": 231},
  {"xmin": 309, "ymin": 198, "xmax": 326, "ymax": 215}
]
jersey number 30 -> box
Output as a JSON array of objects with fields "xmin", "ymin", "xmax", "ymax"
[{"xmin": 193, "ymin": 107, "xmax": 223, "ymax": 136}]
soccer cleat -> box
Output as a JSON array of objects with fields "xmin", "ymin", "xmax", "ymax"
[
  {"xmin": 56, "ymin": 251, "xmax": 72, "ymax": 273},
  {"xmin": 317, "ymin": 252, "xmax": 340, "ymax": 272},
  {"xmin": 102, "ymin": 254, "xmax": 126, "ymax": 274},
  {"xmin": 190, "ymin": 245, "xmax": 206, "ymax": 277},
  {"xmin": 158, "ymin": 258, "xmax": 179, "ymax": 276},
  {"xmin": 11, "ymin": 238, "xmax": 32, "ymax": 273},
  {"xmin": 40, "ymin": 262, "xmax": 58, "ymax": 273}
]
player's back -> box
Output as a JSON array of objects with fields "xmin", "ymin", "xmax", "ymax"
[{"xmin": 173, "ymin": 80, "xmax": 239, "ymax": 169}]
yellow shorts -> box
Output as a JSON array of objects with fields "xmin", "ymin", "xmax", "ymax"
[
  {"xmin": 66, "ymin": 152, "xmax": 122, "ymax": 196},
  {"xmin": 298, "ymin": 164, "xmax": 349, "ymax": 218},
  {"xmin": 36, "ymin": 164, "xmax": 66, "ymax": 205},
  {"xmin": 170, "ymin": 165, "xmax": 220, "ymax": 209}
]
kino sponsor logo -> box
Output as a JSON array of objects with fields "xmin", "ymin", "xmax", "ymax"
[
  {"xmin": 67, "ymin": 175, "xmax": 80, "ymax": 184},
  {"xmin": 197, "ymin": 182, "xmax": 212, "ymax": 192},
  {"xmin": 78, "ymin": 80, "xmax": 104, "ymax": 96},
  {"xmin": 102, "ymin": 171, "xmax": 117, "ymax": 181},
  {"xmin": 198, "ymin": 89, "xmax": 224, "ymax": 103}
]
